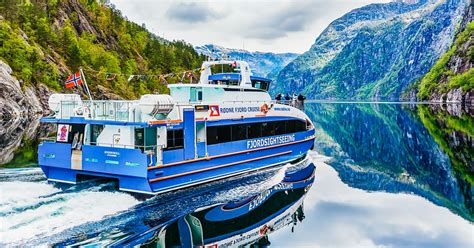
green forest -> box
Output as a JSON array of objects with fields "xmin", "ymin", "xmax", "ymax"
[
  {"xmin": 0, "ymin": 0, "xmax": 206, "ymax": 99},
  {"xmin": 417, "ymin": 21, "xmax": 474, "ymax": 100}
]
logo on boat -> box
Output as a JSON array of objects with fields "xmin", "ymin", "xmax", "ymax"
[
  {"xmin": 209, "ymin": 105, "xmax": 220, "ymax": 117},
  {"xmin": 218, "ymin": 106, "xmax": 262, "ymax": 114},
  {"xmin": 104, "ymin": 151, "xmax": 120, "ymax": 157},
  {"xmin": 249, "ymin": 189, "xmax": 271, "ymax": 211},
  {"xmin": 260, "ymin": 103, "xmax": 269, "ymax": 114},
  {"xmin": 246, "ymin": 134, "xmax": 296, "ymax": 149},
  {"xmin": 56, "ymin": 124, "xmax": 70, "ymax": 142}
]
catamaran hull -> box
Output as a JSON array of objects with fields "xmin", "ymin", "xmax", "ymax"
[{"xmin": 39, "ymin": 130, "xmax": 314, "ymax": 195}]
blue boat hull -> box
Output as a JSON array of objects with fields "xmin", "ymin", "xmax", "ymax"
[{"xmin": 39, "ymin": 130, "xmax": 315, "ymax": 194}]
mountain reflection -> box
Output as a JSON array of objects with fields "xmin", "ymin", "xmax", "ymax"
[{"xmin": 305, "ymin": 102, "xmax": 473, "ymax": 221}]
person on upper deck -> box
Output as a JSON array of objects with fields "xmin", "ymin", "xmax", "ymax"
[
  {"xmin": 298, "ymin": 93, "xmax": 306, "ymax": 101},
  {"xmin": 275, "ymin": 93, "xmax": 283, "ymax": 103}
]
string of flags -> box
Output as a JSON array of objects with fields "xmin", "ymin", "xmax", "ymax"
[
  {"xmin": 63, "ymin": 65, "xmax": 210, "ymax": 100},
  {"xmin": 81, "ymin": 66, "xmax": 206, "ymax": 84}
]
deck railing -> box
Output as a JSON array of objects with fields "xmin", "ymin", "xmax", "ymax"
[
  {"xmin": 40, "ymin": 137, "xmax": 162, "ymax": 152},
  {"xmin": 55, "ymin": 100, "xmax": 139, "ymax": 122}
]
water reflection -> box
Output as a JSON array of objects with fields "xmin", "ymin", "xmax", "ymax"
[
  {"xmin": 304, "ymin": 102, "xmax": 473, "ymax": 221},
  {"xmin": 1, "ymin": 102, "xmax": 473, "ymax": 247},
  {"xmin": 113, "ymin": 163, "xmax": 315, "ymax": 247},
  {"xmin": 271, "ymin": 154, "xmax": 473, "ymax": 248}
]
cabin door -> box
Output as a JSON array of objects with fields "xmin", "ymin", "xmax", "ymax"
[{"xmin": 183, "ymin": 108, "xmax": 196, "ymax": 160}]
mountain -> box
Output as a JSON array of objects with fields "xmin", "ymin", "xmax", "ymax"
[
  {"xmin": 0, "ymin": 0, "xmax": 205, "ymax": 100},
  {"xmin": 305, "ymin": 103, "xmax": 473, "ymax": 221},
  {"xmin": 0, "ymin": 0, "xmax": 205, "ymax": 166},
  {"xmin": 194, "ymin": 44, "xmax": 298, "ymax": 80},
  {"xmin": 415, "ymin": 2, "xmax": 473, "ymax": 103},
  {"xmin": 276, "ymin": 0, "xmax": 469, "ymax": 100}
]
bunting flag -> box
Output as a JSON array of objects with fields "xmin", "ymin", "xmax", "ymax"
[
  {"xmin": 80, "ymin": 65, "xmax": 209, "ymax": 85},
  {"xmin": 65, "ymin": 72, "xmax": 83, "ymax": 88}
]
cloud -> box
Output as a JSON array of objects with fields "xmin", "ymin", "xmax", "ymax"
[
  {"xmin": 242, "ymin": 3, "xmax": 321, "ymax": 40},
  {"xmin": 166, "ymin": 2, "xmax": 221, "ymax": 23},
  {"xmin": 111, "ymin": 0, "xmax": 393, "ymax": 53}
]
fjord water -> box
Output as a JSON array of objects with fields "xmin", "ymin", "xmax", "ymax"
[{"xmin": 0, "ymin": 103, "xmax": 473, "ymax": 247}]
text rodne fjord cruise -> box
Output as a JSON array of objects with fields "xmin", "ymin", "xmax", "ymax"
[{"xmin": 38, "ymin": 60, "xmax": 316, "ymax": 194}]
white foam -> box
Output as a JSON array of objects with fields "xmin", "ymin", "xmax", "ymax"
[
  {"xmin": 0, "ymin": 182, "xmax": 61, "ymax": 212},
  {"xmin": 0, "ymin": 188, "xmax": 139, "ymax": 245}
]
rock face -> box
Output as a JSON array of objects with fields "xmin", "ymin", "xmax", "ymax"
[
  {"xmin": 276, "ymin": 0, "xmax": 468, "ymax": 100},
  {"xmin": 195, "ymin": 44, "xmax": 299, "ymax": 83},
  {"xmin": 0, "ymin": 60, "xmax": 54, "ymax": 164},
  {"xmin": 424, "ymin": 3, "xmax": 473, "ymax": 105},
  {"xmin": 94, "ymin": 85, "xmax": 123, "ymax": 100}
]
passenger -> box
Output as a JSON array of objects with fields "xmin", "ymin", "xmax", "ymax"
[
  {"xmin": 297, "ymin": 93, "xmax": 306, "ymax": 110},
  {"xmin": 297, "ymin": 93, "xmax": 306, "ymax": 101},
  {"xmin": 275, "ymin": 93, "xmax": 282, "ymax": 103},
  {"xmin": 284, "ymin": 93, "xmax": 291, "ymax": 104},
  {"xmin": 292, "ymin": 93, "xmax": 298, "ymax": 107}
]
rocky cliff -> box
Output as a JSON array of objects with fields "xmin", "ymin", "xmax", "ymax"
[
  {"xmin": 0, "ymin": 0, "xmax": 204, "ymax": 165},
  {"xmin": 414, "ymin": 2, "xmax": 473, "ymax": 104},
  {"xmin": 276, "ymin": 0, "xmax": 469, "ymax": 100},
  {"xmin": 0, "ymin": 60, "xmax": 54, "ymax": 165}
]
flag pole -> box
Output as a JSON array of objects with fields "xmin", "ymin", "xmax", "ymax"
[{"xmin": 80, "ymin": 68, "xmax": 93, "ymax": 101}]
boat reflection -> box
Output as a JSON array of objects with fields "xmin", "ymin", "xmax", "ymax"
[{"xmin": 117, "ymin": 163, "xmax": 315, "ymax": 247}]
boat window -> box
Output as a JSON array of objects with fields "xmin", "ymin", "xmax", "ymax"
[
  {"xmin": 165, "ymin": 129, "xmax": 184, "ymax": 150},
  {"xmin": 274, "ymin": 121, "xmax": 286, "ymax": 135},
  {"xmin": 261, "ymin": 122, "xmax": 275, "ymax": 137},
  {"xmin": 135, "ymin": 128, "xmax": 144, "ymax": 150},
  {"xmin": 90, "ymin": 124, "xmax": 104, "ymax": 144},
  {"xmin": 207, "ymin": 127, "xmax": 218, "ymax": 145},
  {"xmin": 190, "ymin": 87, "xmax": 203, "ymax": 102},
  {"xmin": 206, "ymin": 119, "xmax": 307, "ymax": 145},
  {"xmin": 231, "ymin": 124, "xmax": 247, "ymax": 141},
  {"xmin": 217, "ymin": 126, "xmax": 232, "ymax": 143},
  {"xmin": 198, "ymin": 91, "xmax": 203, "ymax": 101},
  {"xmin": 251, "ymin": 80, "xmax": 270, "ymax": 91},
  {"xmin": 247, "ymin": 123, "xmax": 261, "ymax": 139}
]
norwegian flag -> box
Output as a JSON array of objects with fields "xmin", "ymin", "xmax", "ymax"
[{"xmin": 65, "ymin": 72, "xmax": 83, "ymax": 88}]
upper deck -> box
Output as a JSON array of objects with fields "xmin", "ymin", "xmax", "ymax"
[{"xmin": 41, "ymin": 60, "xmax": 307, "ymax": 127}]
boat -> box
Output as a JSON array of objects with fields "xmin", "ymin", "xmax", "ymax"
[
  {"xmin": 114, "ymin": 163, "xmax": 315, "ymax": 247},
  {"xmin": 38, "ymin": 60, "xmax": 316, "ymax": 194}
]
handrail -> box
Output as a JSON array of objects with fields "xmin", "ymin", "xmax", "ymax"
[{"xmin": 40, "ymin": 137, "xmax": 163, "ymax": 150}]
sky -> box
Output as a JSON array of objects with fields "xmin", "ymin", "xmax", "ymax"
[{"xmin": 110, "ymin": 0, "xmax": 391, "ymax": 54}]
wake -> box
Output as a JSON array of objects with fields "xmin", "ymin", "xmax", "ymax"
[
  {"xmin": 0, "ymin": 155, "xmax": 320, "ymax": 246},
  {"xmin": 0, "ymin": 169, "xmax": 140, "ymax": 246}
]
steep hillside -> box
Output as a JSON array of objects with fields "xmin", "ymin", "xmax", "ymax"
[
  {"xmin": 0, "ymin": 0, "xmax": 205, "ymax": 101},
  {"xmin": 0, "ymin": 0, "xmax": 204, "ymax": 165},
  {"xmin": 195, "ymin": 44, "xmax": 298, "ymax": 81},
  {"xmin": 276, "ymin": 0, "xmax": 468, "ymax": 100},
  {"xmin": 415, "ymin": 2, "xmax": 473, "ymax": 103}
]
